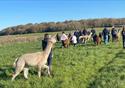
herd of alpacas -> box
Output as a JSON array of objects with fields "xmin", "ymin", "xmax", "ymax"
[
  {"xmin": 62, "ymin": 28, "xmax": 122, "ymax": 47},
  {"xmin": 11, "ymin": 27, "xmax": 122, "ymax": 81}
]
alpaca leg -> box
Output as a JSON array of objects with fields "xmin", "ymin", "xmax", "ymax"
[
  {"xmin": 12, "ymin": 61, "xmax": 25, "ymax": 81},
  {"xmin": 96, "ymin": 39, "xmax": 99, "ymax": 45},
  {"xmin": 24, "ymin": 68, "xmax": 29, "ymax": 79},
  {"xmin": 38, "ymin": 71, "xmax": 41, "ymax": 78},
  {"xmin": 38, "ymin": 70, "xmax": 41, "ymax": 78},
  {"xmin": 85, "ymin": 40, "xmax": 86, "ymax": 44},
  {"xmin": 12, "ymin": 72, "xmax": 20, "ymax": 81},
  {"xmin": 84, "ymin": 39, "xmax": 85, "ymax": 43},
  {"xmin": 38, "ymin": 66, "xmax": 42, "ymax": 78},
  {"xmin": 12, "ymin": 66, "xmax": 24, "ymax": 81},
  {"xmin": 43, "ymin": 65, "xmax": 51, "ymax": 76}
]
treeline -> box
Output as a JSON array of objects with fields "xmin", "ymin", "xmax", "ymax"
[{"xmin": 0, "ymin": 18, "xmax": 125, "ymax": 36}]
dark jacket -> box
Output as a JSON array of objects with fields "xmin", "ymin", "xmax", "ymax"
[
  {"xmin": 122, "ymin": 31, "xmax": 125, "ymax": 40},
  {"xmin": 42, "ymin": 38, "xmax": 52, "ymax": 56},
  {"xmin": 74, "ymin": 31, "xmax": 79, "ymax": 38},
  {"xmin": 111, "ymin": 28, "xmax": 117, "ymax": 36},
  {"xmin": 91, "ymin": 29, "xmax": 96, "ymax": 36},
  {"xmin": 79, "ymin": 30, "xmax": 83, "ymax": 36},
  {"xmin": 82, "ymin": 29, "xmax": 87, "ymax": 35},
  {"xmin": 56, "ymin": 34, "xmax": 60, "ymax": 41},
  {"xmin": 102, "ymin": 28, "xmax": 109, "ymax": 36}
]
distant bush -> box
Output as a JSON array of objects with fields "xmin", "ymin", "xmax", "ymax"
[{"xmin": 0, "ymin": 18, "xmax": 125, "ymax": 36}]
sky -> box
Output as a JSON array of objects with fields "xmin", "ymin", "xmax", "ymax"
[{"xmin": 0, "ymin": 0, "xmax": 125, "ymax": 30}]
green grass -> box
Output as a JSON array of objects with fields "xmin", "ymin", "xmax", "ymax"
[{"xmin": 0, "ymin": 38, "xmax": 125, "ymax": 88}]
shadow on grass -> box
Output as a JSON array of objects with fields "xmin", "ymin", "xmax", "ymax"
[
  {"xmin": 0, "ymin": 65, "xmax": 53, "ymax": 81},
  {"xmin": 114, "ymin": 50, "xmax": 125, "ymax": 59},
  {"xmin": 88, "ymin": 50, "xmax": 125, "ymax": 88},
  {"xmin": 0, "ymin": 65, "xmax": 28, "ymax": 80},
  {"xmin": 98, "ymin": 50, "xmax": 125, "ymax": 72},
  {"xmin": 0, "ymin": 83, "xmax": 4, "ymax": 88},
  {"xmin": 0, "ymin": 65, "xmax": 15, "ymax": 80}
]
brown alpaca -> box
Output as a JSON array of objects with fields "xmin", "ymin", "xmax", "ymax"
[
  {"xmin": 63, "ymin": 35, "xmax": 71, "ymax": 48},
  {"xmin": 12, "ymin": 35, "xmax": 56, "ymax": 81},
  {"xmin": 96, "ymin": 36, "xmax": 101, "ymax": 45},
  {"xmin": 64, "ymin": 39, "xmax": 70, "ymax": 48}
]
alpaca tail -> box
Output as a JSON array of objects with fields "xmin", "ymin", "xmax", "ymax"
[{"xmin": 13, "ymin": 58, "xmax": 18, "ymax": 68}]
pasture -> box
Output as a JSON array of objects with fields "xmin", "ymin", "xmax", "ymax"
[{"xmin": 0, "ymin": 31, "xmax": 125, "ymax": 88}]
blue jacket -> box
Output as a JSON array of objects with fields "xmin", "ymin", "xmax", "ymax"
[
  {"xmin": 111, "ymin": 28, "xmax": 117, "ymax": 35},
  {"xmin": 102, "ymin": 28, "xmax": 109, "ymax": 36}
]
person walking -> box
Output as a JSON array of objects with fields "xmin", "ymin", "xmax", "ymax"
[
  {"xmin": 121, "ymin": 26, "xmax": 125, "ymax": 49},
  {"xmin": 71, "ymin": 34, "xmax": 77, "ymax": 46},
  {"xmin": 111, "ymin": 26, "xmax": 117, "ymax": 42},
  {"xmin": 102, "ymin": 27, "xmax": 110, "ymax": 45},
  {"xmin": 42, "ymin": 34, "xmax": 53, "ymax": 74},
  {"xmin": 56, "ymin": 33, "xmax": 60, "ymax": 42}
]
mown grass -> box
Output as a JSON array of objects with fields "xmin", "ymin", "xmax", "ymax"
[
  {"xmin": 0, "ymin": 31, "xmax": 72, "ymax": 46},
  {"xmin": 0, "ymin": 36, "xmax": 125, "ymax": 88}
]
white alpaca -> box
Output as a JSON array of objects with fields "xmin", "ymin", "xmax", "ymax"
[
  {"xmin": 12, "ymin": 35, "xmax": 56, "ymax": 81},
  {"xmin": 79, "ymin": 32, "xmax": 92, "ymax": 44},
  {"xmin": 116, "ymin": 29, "xmax": 122, "ymax": 41}
]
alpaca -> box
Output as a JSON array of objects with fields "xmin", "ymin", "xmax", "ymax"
[
  {"xmin": 63, "ymin": 35, "xmax": 71, "ymax": 48},
  {"xmin": 96, "ymin": 36, "xmax": 101, "ymax": 45},
  {"xmin": 95, "ymin": 33, "xmax": 102, "ymax": 45},
  {"xmin": 79, "ymin": 32, "xmax": 92, "ymax": 44},
  {"xmin": 116, "ymin": 29, "xmax": 122, "ymax": 41},
  {"xmin": 64, "ymin": 38, "xmax": 70, "ymax": 48},
  {"xmin": 12, "ymin": 35, "xmax": 56, "ymax": 81}
]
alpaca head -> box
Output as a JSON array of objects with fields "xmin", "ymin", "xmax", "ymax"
[
  {"xmin": 48, "ymin": 35, "xmax": 56, "ymax": 44},
  {"xmin": 90, "ymin": 32, "xmax": 92, "ymax": 35}
]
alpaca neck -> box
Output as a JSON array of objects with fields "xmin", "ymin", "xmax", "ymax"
[
  {"xmin": 89, "ymin": 33, "xmax": 92, "ymax": 36},
  {"xmin": 88, "ymin": 33, "xmax": 92, "ymax": 38},
  {"xmin": 43, "ymin": 41, "xmax": 53, "ymax": 59},
  {"xmin": 118, "ymin": 30, "xmax": 121, "ymax": 34}
]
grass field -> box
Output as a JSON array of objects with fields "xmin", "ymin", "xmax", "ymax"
[{"xmin": 0, "ymin": 32, "xmax": 125, "ymax": 88}]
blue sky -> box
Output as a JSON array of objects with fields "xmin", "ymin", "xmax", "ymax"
[{"xmin": 0, "ymin": 0, "xmax": 125, "ymax": 30}]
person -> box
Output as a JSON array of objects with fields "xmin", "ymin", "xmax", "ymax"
[
  {"xmin": 79, "ymin": 30, "xmax": 83, "ymax": 36},
  {"xmin": 102, "ymin": 27, "xmax": 110, "ymax": 45},
  {"xmin": 91, "ymin": 27, "xmax": 96, "ymax": 37},
  {"xmin": 71, "ymin": 34, "xmax": 77, "ymax": 46},
  {"xmin": 93, "ymin": 34, "xmax": 97, "ymax": 44},
  {"xmin": 111, "ymin": 26, "xmax": 117, "ymax": 42},
  {"xmin": 60, "ymin": 32, "xmax": 68, "ymax": 47},
  {"xmin": 108, "ymin": 29, "xmax": 111, "ymax": 42},
  {"xmin": 74, "ymin": 30, "xmax": 79, "ymax": 43},
  {"xmin": 91, "ymin": 27, "xmax": 96, "ymax": 44},
  {"xmin": 56, "ymin": 33, "xmax": 60, "ymax": 42},
  {"xmin": 82, "ymin": 28, "xmax": 87, "ymax": 35},
  {"xmin": 42, "ymin": 33, "xmax": 53, "ymax": 74},
  {"xmin": 121, "ymin": 26, "xmax": 125, "ymax": 49}
]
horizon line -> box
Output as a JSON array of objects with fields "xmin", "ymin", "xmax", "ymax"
[{"xmin": 1, "ymin": 17, "xmax": 125, "ymax": 31}]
